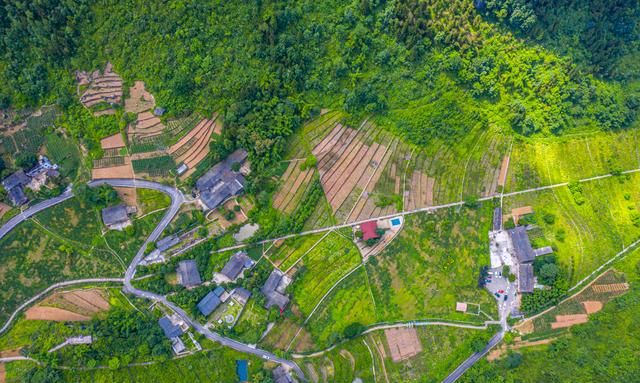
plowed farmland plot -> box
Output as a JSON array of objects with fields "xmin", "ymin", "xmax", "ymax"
[
  {"xmin": 266, "ymin": 233, "xmax": 326, "ymax": 271},
  {"xmin": 313, "ymin": 121, "xmax": 396, "ymax": 223},
  {"xmin": 169, "ymin": 116, "xmax": 219, "ymax": 174},
  {"xmin": 532, "ymin": 270, "xmax": 628, "ymax": 333},
  {"xmin": 290, "ymin": 230, "xmax": 361, "ymax": 317},
  {"xmin": 77, "ymin": 63, "xmax": 123, "ymax": 115},
  {"xmin": 505, "ymin": 129, "xmax": 640, "ymax": 192},
  {"xmin": 165, "ymin": 113, "xmax": 203, "ymax": 142},
  {"xmin": 272, "ymin": 161, "xmax": 318, "ymax": 214},
  {"xmin": 345, "ymin": 139, "xmax": 404, "ymax": 222},
  {"xmin": 284, "ymin": 110, "xmax": 345, "ymax": 159}
]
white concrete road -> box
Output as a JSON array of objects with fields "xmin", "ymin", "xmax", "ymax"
[
  {"xmin": 90, "ymin": 179, "xmax": 307, "ymax": 379},
  {"xmin": 0, "ymin": 187, "xmax": 74, "ymax": 241}
]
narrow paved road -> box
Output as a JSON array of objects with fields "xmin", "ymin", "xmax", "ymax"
[
  {"xmin": 0, "ymin": 187, "xmax": 74, "ymax": 241},
  {"xmin": 293, "ymin": 320, "xmax": 498, "ymax": 359},
  {"xmin": 90, "ymin": 179, "xmax": 307, "ymax": 379},
  {"xmin": 442, "ymin": 330, "xmax": 505, "ymax": 383}
]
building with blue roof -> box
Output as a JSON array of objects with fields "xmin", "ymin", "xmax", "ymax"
[
  {"xmin": 197, "ymin": 290, "xmax": 222, "ymax": 316},
  {"xmin": 236, "ymin": 360, "xmax": 249, "ymax": 382}
]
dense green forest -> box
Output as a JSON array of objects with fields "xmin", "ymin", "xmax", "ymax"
[{"xmin": 1, "ymin": 0, "xmax": 639, "ymax": 172}]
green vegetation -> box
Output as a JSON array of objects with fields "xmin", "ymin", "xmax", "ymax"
[
  {"xmin": 365, "ymin": 205, "xmax": 497, "ymax": 322},
  {"xmin": 131, "ymin": 156, "xmax": 175, "ymax": 177},
  {"xmin": 504, "ymin": 172, "xmax": 640, "ymax": 286},
  {"xmin": 290, "ymin": 230, "xmax": 361, "ymax": 316},
  {"xmin": 301, "ymin": 325, "xmax": 496, "ymax": 383},
  {"xmin": 44, "ymin": 132, "xmax": 81, "ymax": 179},
  {"xmin": 0, "ymin": 196, "xmax": 166, "ymax": 325},
  {"xmin": 462, "ymin": 247, "xmax": 640, "ymax": 382}
]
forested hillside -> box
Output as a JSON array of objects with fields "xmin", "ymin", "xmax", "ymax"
[{"xmin": 1, "ymin": 0, "xmax": 639, "ymax": 170}]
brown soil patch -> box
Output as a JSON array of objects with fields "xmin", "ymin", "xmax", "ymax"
[
  {"xmin": 551, "ymin": 314, "xmax": 588, "ymax": 329},
  {"xmin": 293, "ymin": 327, "xmax": 315, "ymax": 353},
  {"xmin": 125, "ymin": 81, "xmax": 155, "ymax": 114},
  {"xmin": 0, "ymin": 349, "xmax": 21, "ymax": 358},
  {"xmin": 511, "ymin": 206, "xmax": 533, "ymax": 223},
  {"xmin": 0, "ymin": 363, "xmax": 5, "ymax": 383},
  {"xmin": 0, "ymin": 203, "xmax": 10, "ymax": 220},
  {"xmin": 100, "ymin": 133, "xmax": 125, "ymax": 150},
  {"xmin": 114, "ymin": 187, "xmax": 138, "ymax": 210},
  {"xmin": 516, "ymin": 319, "xmax": 535, "ymax": 335},
  {"xmin": 591, "ymin": 283, "xmax": 629, "ymax": 293},
  {"xmin": 92, "ymin": 156, "xmax": 134, "ymax": 179},
  {"xmin": 582, "ymin": 300, "xmax": 603, "ymax": 314},
  {"xmin": 488, "ymin": 337, "xmax": 557, "ymax": 361},
  {"xmin": 385, "ymin": 327, "xmax": 422, "ymax": 362},
  {"xmin": 498, "ymin": 155, "xmax": 510, "ymax": 187},
  {"xmin": 25, "ymin": 306, "xmax": 90, "ymax": 321}
]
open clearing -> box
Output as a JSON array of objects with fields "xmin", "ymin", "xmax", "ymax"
[
  {"xmin": 385, "ymin": 328, "xmax": 423, "ymax": 362},
  {"xmin": 124, "ymin": 81, "xmax": 155, "ymax": 113},
  {"xmin": 24, "ymin": 306, "xmax": 90, "ymax": 322}
]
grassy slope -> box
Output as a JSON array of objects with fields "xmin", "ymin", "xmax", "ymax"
[
  {"xmin": 503, "ymin": 172, "xmax": 640, "ymax": 284},
  {"xmin": 293, "ymin": 204, "xmax": 497, "ymax": 351}
]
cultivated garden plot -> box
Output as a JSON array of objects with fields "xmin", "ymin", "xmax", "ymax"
[
  {"xmin": 503, "ymin": 172, "xmax": 640, "ymax": 284},
  {"xmin": 168, "ymin": 115, "xmax": 220, "ymax": 177},
  {"xmin": 504, "ymin": 128, "xmax": 640, "ymax": 192},
  {"xmin": 289, "ymin": 230, "xmax": 362, "ymax": 317},
  {"xmin": 265, "ymin": 233, "xmax": 326, "ymax": 271},
  {"xmin": 528, "ymin": 270, "xmax": 629, "ymax": 334},
  {"xmin": 76, "ymin": 63, "xmax": 123, "ymax": 115},
  {"xmin": 128, "ymin": 111, "xmax": 165, "ymax": 141},
  {"xmin": 0, "ymin": 107, "xmax": 57, "ymax": 159},
  {"xmin": 272, "ymin": 161, "xmax": 318, "ymax": 214}
]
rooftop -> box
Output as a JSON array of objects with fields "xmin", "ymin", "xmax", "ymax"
[
  {"xmin": 492, "ymin": 207, "xmax": 502, "ymax": 231},
  {"xmin": 196, "ymin": 149, "xmax": 248, "ymax": 210},
  {"xmin": 177, "ymin": 260, "xmax": 202, "ymax": 287},
  {"xmin": 507, "ymin": 226, "xmax": 536, "ymax": 264},
  {"xmin": 518, "ymin": 263, "xmax": 535, "ymax": 293},
  {"xmin": 101, "ymin": 204, "xmax": 130, "ymax": 226},
  {"xmin": 233, "ymin": 287, "xmax": 252, "ymax": 305},
  {"xmin": 197, "ymin": 290, "xmax": 222, "ymax": 316},
  {"xmin": 360, "ymin": 221, "xmax": 380, "ymax": 241},
  {"xmin": 220, "ymin": 251, "xmax": 251, "ymax": 281},
  {"xmin": 7, "ymin": 185, "xmax": 27, "ymax": 206},
  {"xmin": 156, "ymin": 235, "xmax": 180, "ymax": 252},
  {"xmin": 2, "ymin": 170, "xmax": 30, "ymax": 190},
  {"xmin": 158, "ymin": 317, "xmax": 183, "ymax": 338},
  {"xmin": 236, "ymin": 360, "xmax": 249, "ymax": 382},
  {"xmin": 262, "ymin": 270, "xmax": 290, "ymax": 310}
]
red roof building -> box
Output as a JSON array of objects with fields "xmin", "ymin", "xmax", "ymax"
[{"xmin": 360, "ymin": 221, "xmax": 380, "ymax": 241}]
